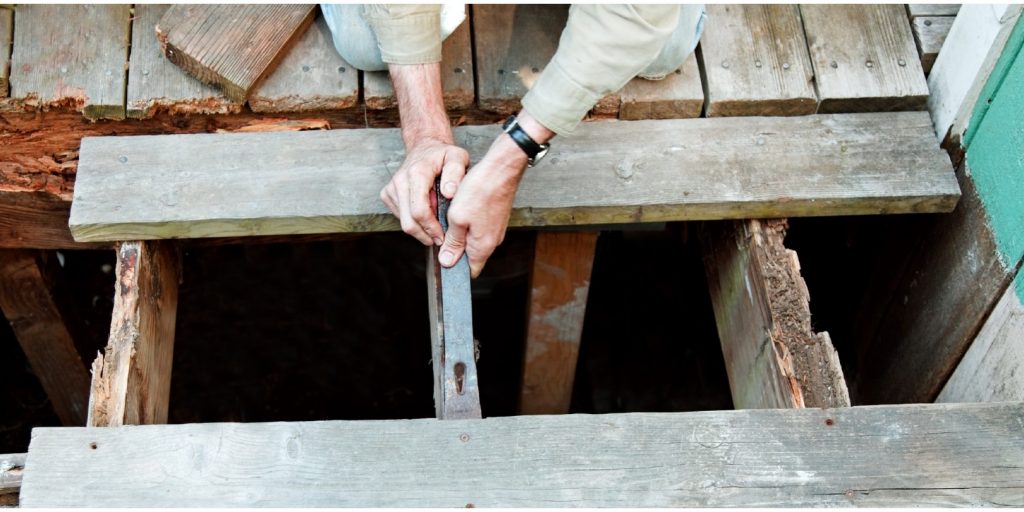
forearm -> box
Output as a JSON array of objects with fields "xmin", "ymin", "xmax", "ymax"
[{"xmin": 389, "ymin": 63, "xmax": 452, "ymax": 147}]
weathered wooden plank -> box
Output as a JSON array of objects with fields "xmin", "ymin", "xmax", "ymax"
[
  {"xmin": 519, "ymin": 231, "xmax": 598, "ymax": 415},
  {"xmin": 927, "ymin": 4, "xmax": 1022, "ymax": 142},
  {"xmin": 21, "ymin": 403, "xmax": 1024, "ymax": 507},
  {"xmin": 364, "ymin": 9, "xmax": 475, "ymax": 111},
  {"xmin": 702, "ymin": 219, "xmax": 849, "ymax": 409},
  {"xmin": 249, "ymin": 13, "xmax": 358, "ymax": 113},
  {"xmin": 0, "ymin": 251, "xmax": 90, "ymax": 426},
  {"xmin": 473, "ymin": 4, "xmax": 568, "ymax": 115},
  {"xmin": 912, "ymin": 16, "xmax": 955, "ymax": 74},
  {"xmin": 617, "ymin": 53, "xmax": 703, "ymax": 120},
  {"xmin": 68, "ymin": 112, "xmax": 960, "ymax": 242},
  {"xmin": 155, "ymin": 5, "xmax": 316, "ymax": 102},
  {"xmin": 0, "ymin": 192, "xmax": 109, "ymax": 250},
  {"xmin": 8, "ymin": 5, "xmax": 130, "ymax": 119},
  {"xmin": 0, "ymin": 8, "xmax": 11, "ymax": 98},
  {"xmin": 801, "ymin": 5, "xmax": 929, "ymax": 113},
  {"xmin": 126, "ymin": 4, "xmax": 240, "ymax": 119},
  {"xmin": 426, "ymin": 191, "xmax": 481, "ymax": 419},
  {"xmin": 907, "ymin": 4, "xmax": 961, "ymax": 19},
  {"xmin": 87, "ymin": 241, "xmax": 179, "ymax": 427},
  {"xmin": 0, "ymin": 452, "xmax": 24, "ymax": 506},
  {"xmin": 853, "ymin": 167, "xmax": 1013, "ymax": 403},
  {"xmin": 938, "ymin": 273, "xmax": 1024, "ymax": 403},
  {"xmin": 700, "ymin": 5, "xmax": 817, "ymax": 117}
]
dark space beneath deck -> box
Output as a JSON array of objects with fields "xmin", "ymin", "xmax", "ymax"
[{"xmin": 0, "ymin": 214, "xmax": 934, "ymax": 453}]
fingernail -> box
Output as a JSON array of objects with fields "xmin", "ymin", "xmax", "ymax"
[
  {"xmin": 433, "ymin": 237, "xmax": 443, "ymax": 246},
  {"xmin": 442, "ymin": 181, "xmax": 457, "ymax": 196},
  {"xmin": 439, "ymin": 250, "xmax": 454, "ymax": 266}
]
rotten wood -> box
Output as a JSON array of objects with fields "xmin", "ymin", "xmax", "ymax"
[
  {"xmin": 426, "ymin": 186, "xmax": 481, "ymax": 419},
  {"xmin": 0, "ymin": 250, "xmax": 90, "ymax": 425},
  {"xmin": 702, "ymin": 219, "xmax": 849, "ymax": 409},
  {"xmin": 126, "ymin": 4, "xmax": 241, "ymax": 119},
  {"xmin": 155, "ymin": 5, "xmax": 316, "ymax": 102},
  {"xmin": 249, "ymin": 13, "xmax": 359, "ymax": 113},
  {"xmin": 801, "ymin": 4, "xmax": 929, "ymax": 113},
  {"xmin": 88, "ymin": 241, "xmax": 179, "ymax": 427},
  {"xmin": 0, "ymin": 453, "xmax": 24, "ymax": 506},
  {"xmin": 7, "ymin": 5, "xmax": 130, "ymax": 119},
  {"xmin": 519, "ymin": 231, "xmax": 598, "ymax": 415}
]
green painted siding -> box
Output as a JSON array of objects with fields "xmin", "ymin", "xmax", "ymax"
[{"xmin": 965, "ymin": 17, "xmax": 1024, "ymax": 302}]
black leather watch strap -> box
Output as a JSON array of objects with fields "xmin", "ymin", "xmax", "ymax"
[{"xmin": 502, "ymin": 116, "xmax": 550, "ymax": 167}]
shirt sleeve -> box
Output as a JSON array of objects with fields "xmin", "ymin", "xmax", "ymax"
[
  {"xmin": 522, "ymin": 4, "xmax": 681, "ymax": 136},
  {"xmin": 363, "ymin": 4, "xmax": 443, "ymax": 65}
]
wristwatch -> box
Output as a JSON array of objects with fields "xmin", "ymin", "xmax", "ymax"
[{"xmin": 503, "ymin": 115, "xmax": 550, "ymax": 167}]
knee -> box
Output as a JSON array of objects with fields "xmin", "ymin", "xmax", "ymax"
[{"xmin": 320, "ymin": 4, "xmax": 387, "ymax": 72}]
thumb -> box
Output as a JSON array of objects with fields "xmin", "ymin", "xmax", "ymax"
[
  {"xmin": 440, "ymin": 149, "xmax": 469, "ymax": 199},
  {"xmin": 438, "ymin": 220, "xmax": 467, "ymax": 268}
]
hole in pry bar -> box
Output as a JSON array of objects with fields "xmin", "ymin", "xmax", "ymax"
[{"xmin": 454, "ymin": 362, "xmax": 466, "ymax": 395}]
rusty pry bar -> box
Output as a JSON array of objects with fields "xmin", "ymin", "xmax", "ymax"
[{"xmin": 426, "ymin": 178, "xmax": 482, "ymax": 419}]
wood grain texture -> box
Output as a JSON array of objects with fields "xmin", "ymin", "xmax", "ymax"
[
  {"xmin": 126, "ymin": 5, "xmax": 241, "ymax": 119},
  {"xmin": 8, "ymin": 5, "xmax": 130, "ymax": 119},
  {"xmin": 249, "ymin": 13, "xmax": 358, "ymax": 113},
  {"xmin": 801, "ymin": 4, "xmax": 929, "ymax": 113},
  {"xmin": 938, "ymin": 273, "xmax": 1024, "ymax": 402},
  {"xmin": 853, "ymin": 167, "xmax": 1012, "ymax": 403},
  {"xmin": 364, "ymin": 10, "xmax": 475, "ymax": 110},
  {"xmin": 0, "ymin": 8, "xmax": 11, "ymax": 98},
  {"xmin": 913, "ymin": 16, "xmax": 955, "ymax": 74},
  {"xmin": 426, "ymin": 192, "xmax": 481, "ymax": 419},
  {"xmin": 68, "ymin": 112, "xmax": 960, "ymax": 242},
  {"xmin": 702, "ymin": 219, "xmax": 849, "ymax": 409},
  {"xmin": 519, "ymin": 231, "xmax": 598, "ymax": 415},
  {"xmin": 0, "ymin": 192, "xmax": 107, "ymax": 250},
  {"xmin": 907, "ymin": 4, "xmax": 961, "ymax": 18},
  {"xmin": 700, "ymin": 5, "xmax": 817, "ymax": 117},
  {"xmin": 618, "ymin": 53, "xmax": 703, "ymax": 120},
  {"xmin": 0, "ymin": 453, "xmax": 24, "ymax": 495},
  {"xmin": 155, "ymin": 5, "xmax": 316, "ymax": 102},
  {"xmin": 0, "ymin": 251, "xmax": 90, "ymax": 425},
  {"xmin": 473, "ymin": 4, "xmax": 568, "ymax": 114},
  {"xmin": 88, "ymin": 241, "xmax": 179, "ymax": 427},
  {"xmin": 21, "ymin": 403, "xmax": 1024, "ymax": 507}
]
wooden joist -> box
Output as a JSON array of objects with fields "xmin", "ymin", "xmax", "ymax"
[
  {"xmin": 700, "ymin": 5, "xmax": 817, "ymax": 116},
  {"xmin": 364, "ymin": 9, "xmax": 475, "ymax": 111},
  {"xmin": 7, "ymin": 5, "xmax": 130, "ymax": 119},
  {"xmin": 801, "ymin": 4, "xmax": 929, "ymax": 113},
  {"xmin": 68, "ymin": 112, "xmax": 959, "ymax": 242},
  {"xmin": 0, "ymin": 250, "xmax": 90, "ymax": 426},
  {"xmin": 20, "ymin": 403, "xmax": 1024, "ymax": 507},
  {"xmin": 519, "ymin": 231, "xmax": 598, "ymax": 415},
  {"xmin": 249, "ymin": 13, "xmax": 359, "ymax": 113},
  {"xmin": 126, "ymin": 4, "xmax": 240, "ymax": 119},
  {"xmin": 702, "ymin": 220, "xmax": 849, "ymax": 409},
  {"xmin": 88, "ymin": 241, "xmax": 179, "ymax": 427},
  {"xmin": 426, "ymin": 194, "xmax": 481, "ymax": 419},
  {"xmin": 912, "ymin": 16, "xmax": 955, "ymax": 74},
  {"xmin": 155, "ymin": 5, "xmax": 316, "ymax": 102}
]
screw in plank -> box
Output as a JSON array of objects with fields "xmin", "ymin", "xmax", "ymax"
[
  {"xmin": 459, "ymin": 433, "xmax": 470, "ymax": 443},
  {"xmin": 721, "ymin": 60, "xmax": 730, "ymax": 69},
  {"xmin": 337, "ymin": 66, "xmax": 346, "ymax": 73},
  {"xmin": 302, "ymin": 65, "xmax": 311, "ymax": 72},
  {"xmin": 754, "ymin": 59, "xmax": 762, "ymax": 68},
  {"xmin": 865, "ymin": 60, "xmax": 874, "ymax": 68},
  {"xmin": 898, "ymin": 59, "xmax": 907, "ymax": 67},
  {"xmin": 118, "ymin": 156, "xmax": 128, "ymax": 164},
  {"xmin": 782, "ymin": 62, "xmax": 791, "ymax": 70},
  {"xmin": 454, "ymin": 67, "xmax": 465, "ymax": 74},
  {"xmin": 924, "ymin": 19, "xmax": 932, "ymax": 26},
  {"xmin": 830, "ymin": 61, "xmax": 838, "ymax": 69}
]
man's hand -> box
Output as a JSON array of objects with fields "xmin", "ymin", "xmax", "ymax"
[
  {"xmin": 438, "ymin": 111, "xmax": 553, "ymax": 277},
  {"xmin": 380, "ymin": 138, "xmax": 468, "ymax": 246}
]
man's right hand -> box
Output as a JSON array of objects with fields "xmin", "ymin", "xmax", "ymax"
[{"xmin": 380, "ymin": 138, "xmax": 469, "ymax": 247}]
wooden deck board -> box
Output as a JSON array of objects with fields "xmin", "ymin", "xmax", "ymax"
[
  {"xmin": 912, "ymin": 16, "xmax": 955, "ymax": 74},
  {"xmin": 8, "ymin": 5, "xmax": 130, "ymax": 119},
  {"xmin": 907, "ymin": 4, "xmax": 961, "ymax": 19},
  {"xmin": 802, "ymin": 4, "xmax": 930, "ymax": 113},
  {"xmin": 617, "ymin": 53, "xmax": 704, "ymax": 120},
  {"xmin": 701, "ymin": 5, "xmax": 817, "ymax": 116},
  {"xmin": 249, "ymin": 13, "xmax": 359, "ymax": 113},
  {"xmin": 20, "ymin": 403, "xmax": 1024, "ymax": 507},
  {"xmin": 364, "ymin": 9, "xmax": 475, "ymax": 110},
  {"xmin": 68, "ymin": 112, "xmax": 959, "ymax": 242},
  {"xmin": 473, "ymin": 4, "xmax": 568, "ymax": 115},
  {"xmin": 155, "ymin": 5, "xmax": 316, "ymax": 102},
  {"xmin": 126, "ymin": 4, "xmax": 240, "ymax": 119}
]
